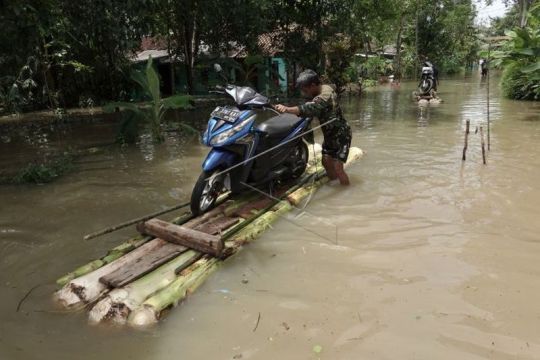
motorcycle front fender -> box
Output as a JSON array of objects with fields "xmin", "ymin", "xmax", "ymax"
[{"xmin": 202, "ymin": 148, "xmax": 238, "ymax": 173}]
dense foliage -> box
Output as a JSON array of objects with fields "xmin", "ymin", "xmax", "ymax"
[
  {"xmin": 106, "ymin": 58, "xmax": 194, "ymax": 143},
  {"xmin": 0, "ymin": 0, "xmax": 155, "ymax": 111},
  {"xmin": 488, "ymin": 2, "xmax": 540, "ymax": 100},
  {"xmin": 0, "ymin": 0, "xmax": 489, "ymax": 112}
]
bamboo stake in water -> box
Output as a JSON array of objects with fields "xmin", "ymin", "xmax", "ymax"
[
  {"xmin": 480, "ymin": 126, "xmax": 487, "ymax": 165},
  {"xmin": 487, "ymin": 42, "xmax": 491, "ymax": 151},
  {"xmin": 462, "ymin": 119, "xmax": 470, "ymax": 161}
]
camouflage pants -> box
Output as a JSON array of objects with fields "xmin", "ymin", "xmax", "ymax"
[{"xmin": 322, "ymin": 124, "xmax": 352, "ymax": 163}]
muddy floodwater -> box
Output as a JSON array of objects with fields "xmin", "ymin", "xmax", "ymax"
[{"xmin": 1, "ymin": 75, "xmax": 540, "ymax": 360}]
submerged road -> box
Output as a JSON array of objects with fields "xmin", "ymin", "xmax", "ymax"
[{"xmin": 1, "ymin": 74, "xmax": 540, "ymax": 359}]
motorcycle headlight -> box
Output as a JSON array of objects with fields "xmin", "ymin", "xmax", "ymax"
[{"xmin": 210, "ymin": 116, "xmax": 254, "ymax": 146}]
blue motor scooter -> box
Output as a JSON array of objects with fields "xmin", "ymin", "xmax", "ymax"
[{"xmin": 190, "ymin": 65, "xmax": 312, "ymax": 215}]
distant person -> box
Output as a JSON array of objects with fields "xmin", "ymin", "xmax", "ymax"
[
  {"xmin": 480, "ymin": 59, "xmax": 489, "ymax": 77},
  {"xmin": 275, "ymin": 70, "xmax": 352, "ymax": 186}
]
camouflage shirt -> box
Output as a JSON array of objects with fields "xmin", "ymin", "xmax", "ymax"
[{"xmin": 298, "ymin": 84, "xmax": 350, "ymax": 141}]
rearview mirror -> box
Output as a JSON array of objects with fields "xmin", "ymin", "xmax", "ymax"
[{"xmin": 213, "ymin": 63, "xmax": 222, "ymax": 73}]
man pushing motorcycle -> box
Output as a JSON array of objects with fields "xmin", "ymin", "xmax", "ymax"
[{"xmin": 275, "ymin": 70, "xmax": 352, "ymax": 186}]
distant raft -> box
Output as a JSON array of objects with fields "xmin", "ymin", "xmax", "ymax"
[
  {"xmin": 413, "ymin": 90, "xmax": 442, "ymax": 106},
  {"xmin": 53, "ymin": 144, "xmax": 364, "ymax": 328}
]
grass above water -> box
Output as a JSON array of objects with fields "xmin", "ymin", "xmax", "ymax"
[{"xmin": 8, "ymin": 153, "xmax": 75, "ymax": 184}]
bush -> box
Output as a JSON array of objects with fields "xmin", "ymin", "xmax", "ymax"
[
  {"xmin": 13, "ymin": 154, "xmax": 74, "ymax": 184},
  {"xmin": 440, "ymin": 56, "xmax": 463, "ymax": 74},
  {"xmin": 491, "ymin": 4, "xmax": 540, "ymax": 101},
  {"xmin": 360, "ymin": 56, "xmax": 393, "ymax": 79},
  {"xmin": 361, "ymin": 79, "xmax": 378, "ymax": 88},
  {"xmin": 501, "ymin": 61, "xmax": 540, "ymax": 100}
]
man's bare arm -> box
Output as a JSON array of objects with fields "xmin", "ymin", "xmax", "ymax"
[{"xmin": 275, "ymin": 104, "xmax": 300, "ymax": 115}]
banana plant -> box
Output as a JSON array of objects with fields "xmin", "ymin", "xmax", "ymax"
[
  {"xmin": 105, "ymin": 57, "xmax": 193, "ymax": 143},
  {"xmin": 484, "ymin": 4, "xmax": 540, "ymax": 100}
]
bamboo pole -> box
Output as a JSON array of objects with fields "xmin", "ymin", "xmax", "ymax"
[
  {"xmin": 220, "ymin": 170, "xmax": 321, "ymax": 240},
  {"xmin": 55, "ymin": 238, "xmax": 175, "ymax": 308},
  {"xmin": 480, "ymin": 126, "xmax": 487, "ymax": 165},
  {"xmin": 126, "ymin": 148, "xmax": 363, "ymax": 328},
  {"xmin": 487, "ymin": 42, "xmax": 491, "ymax": 151},
  {"xmin": 462, "ymin": 119, "xmax": 470, "ymax": 161},
  {"xmin": 128, "ymin": 256, "xmax": 220, "ymax": 327},
  {"xmin": 83, "ymin": 202, "xmax": 191, "ymax": 241},
  {"xmin": 88, "ymin": 250, "xmax": 200, "ymax": 325}
]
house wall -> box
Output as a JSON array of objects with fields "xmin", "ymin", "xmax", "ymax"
[
  {"xmin": 131, "ymin": 56, "xmax": 288, "ymax": 97},
  {"xmin": 274, "ymin": 58, "xmax": 288, "ymax": 92},
  {"xmin": 257, "ymin": 57, "xmax": 288, "ymax": 95}
]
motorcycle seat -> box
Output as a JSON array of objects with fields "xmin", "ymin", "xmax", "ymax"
[{"xmin": 256, "ymin": 114, "xmax": 304, "ymax": 138}]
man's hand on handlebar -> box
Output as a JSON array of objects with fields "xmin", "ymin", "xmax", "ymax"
[
  {"xmin": 274, "ymin": 104, "xmax": 288, "ymax": 113},
  {"xmin": 275, "ymin": 104, "xmax": 301, "ymax": 116}
]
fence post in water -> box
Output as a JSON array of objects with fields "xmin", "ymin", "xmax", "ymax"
[
  {"xmin": 462, "ymin": 119, "xmax": 470, "ymax": 161},
  {"xmin": 480, "ymin": 126, "xmax": 487, "ymax": 165},
  {"xmin": 487, "ymin": 42, "xmax": 491, "ymax": 151}
]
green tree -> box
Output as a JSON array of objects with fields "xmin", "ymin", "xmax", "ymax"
[
  {"xmin": 490, "ymin": 3, "xmax": 540, "ymax": 100},
  {"xmin": 402, "ymin": 0, "xmax": 478, "ymax": 74},
  {"xmin": 0, "ymin": 0, "xmax": 156, "ymax": 110},
  {"xmin": 155, "ymin": 0, "xmax": 269, "ymax": 95}
]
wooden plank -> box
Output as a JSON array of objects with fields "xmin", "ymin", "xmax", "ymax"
[
  {"xmin": 100, "ymin": 241, "xmax": 186, "ymax": 288},
  {"xmin": 194, "ymin": 216, "xmax": 240, "ymax": 235},
  {"xmin": 96, "ymin": 189, "xmax": 291, "ymax": 290},
  {"xmin": 98, "ymin": 208, "xmax": 231, "ymax": 289},
  {"xmin": 99, "ymin": 210, "xmax": 233, "ymax": 289},
  {"xmin": 234, "ymin": 197, "xmax": 274, "ymax": 218},
  {"xmin": 137, "ymin": 219, "xmax": 224, "ymax": 257},
  {"xmin": 182, "ymin": 203, "xmax": 227, "ymax": 228}
]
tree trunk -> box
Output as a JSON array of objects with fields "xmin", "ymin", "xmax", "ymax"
[
  {"xmin": 415, "ymin": 9, "xmax": 419, "ymax": 81},
  {"xmin": 183, "ymin": 15, "xmax": 198, "ymax": 95},
  {"xmin": 519, "ymin": 0, "xmax": 531, "ymax": 28},
  {"xmin": 40, "ymin": 39, "xmax": 57, "ymax": 109},
  {"xmin": 166, "ymin": 16, "xmax": 176, "ymax": 95},
  {"xmin": 394, "ymin": 14, "xmax": 405, "ymax": 81}
]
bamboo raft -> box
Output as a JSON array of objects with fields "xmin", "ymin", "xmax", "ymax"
[
  {"xmin": 54, "ymin": 145, "xmax": 363, "ymax": 328},
  {"xmin": 413, "ymin": 91, "xmax": 442, "ymax": 105}
]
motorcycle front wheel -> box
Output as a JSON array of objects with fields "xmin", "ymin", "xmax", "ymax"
[
  {"xmin": 190, "ymin": 169, "xmax": 226, "ymax": 216},
  {"xmin": 290, "ymin": 141, "xmax": 309, "ymax": 179}
]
